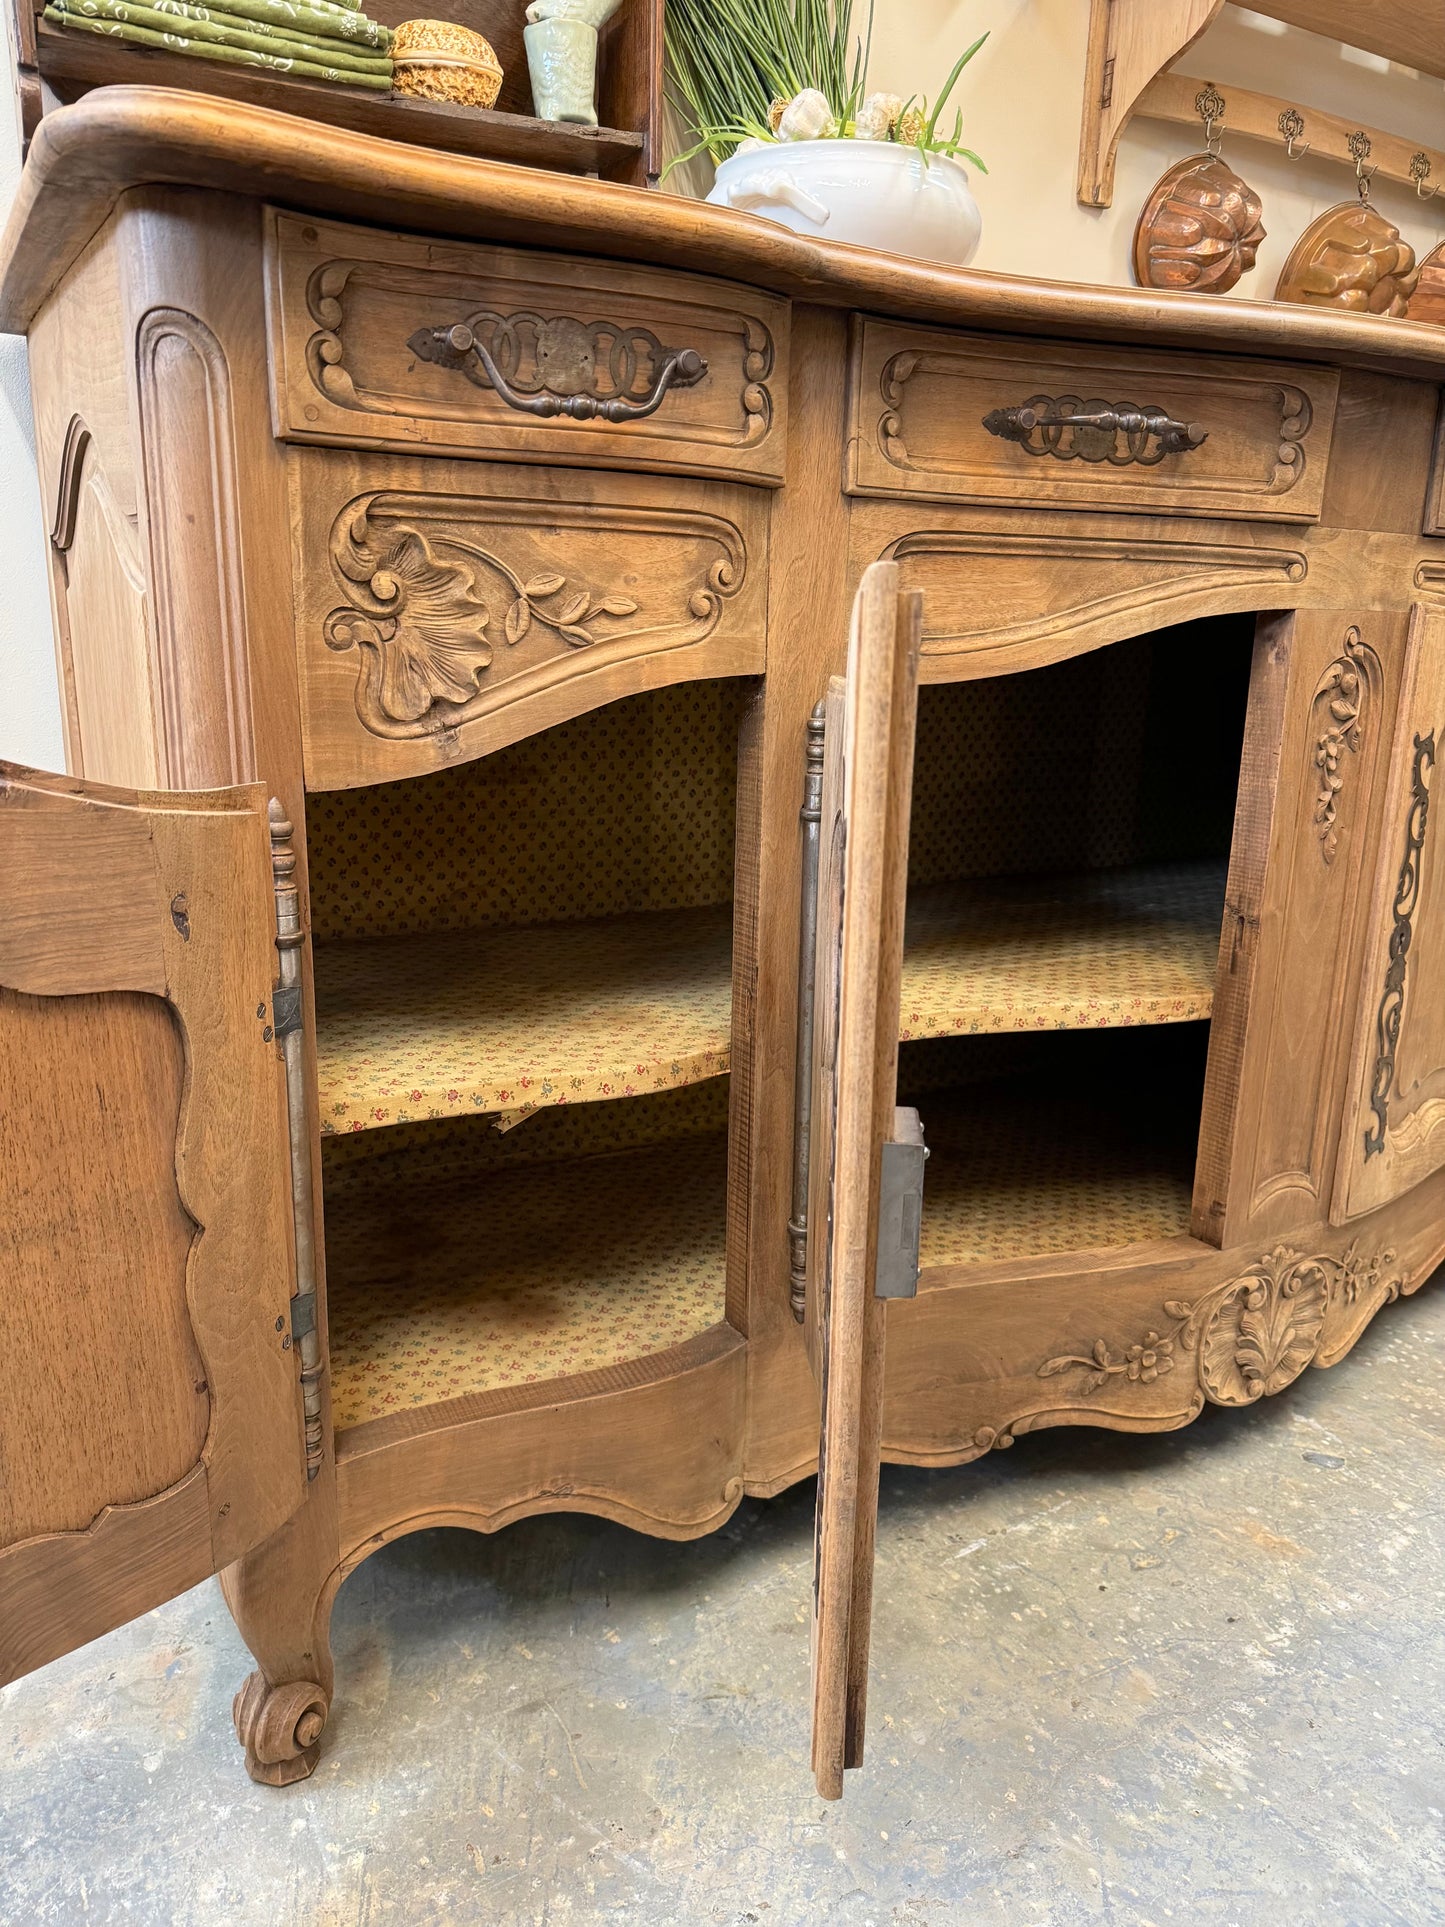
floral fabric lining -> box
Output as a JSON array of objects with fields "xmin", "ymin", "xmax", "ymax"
[{"xmin": 325, "ymin": 1128, "xmax": 728, "ymax": 1428}]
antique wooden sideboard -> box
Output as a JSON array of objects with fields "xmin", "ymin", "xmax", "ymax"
[{"xmin": 4, "ymin": 87, "xmax": 1445, "ymax": 1801}]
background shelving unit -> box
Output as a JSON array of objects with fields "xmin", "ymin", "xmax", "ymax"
[{"xmin": 11, "ymin": 0, "xmax": 663, "ymax": 184}]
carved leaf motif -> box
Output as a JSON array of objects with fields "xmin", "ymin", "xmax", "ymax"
[
  {"xmin": 505, "ymin": 598, "xmax": 532, "ymax": 644},
  {"xmin": 557, "ymin": 592, "xmax": 591, "ymax": 625},
  {"xmin": 524, "ymin": 572, "xmax": 566, "ymax": 598},
  {"xmin": 560, "ymin": 624, "xmax": 595, "ymax": 646},
  {"xmin": 1197, "ymin": 1250, "xmax": 1331, "ymax": 1406},
  {"xmin": 336, "ymin": 527, "xmax": 492, "ymax": 725},
  {"xmin": 600, "ymin": 595, "xmax": 640, "ymax": 617}
]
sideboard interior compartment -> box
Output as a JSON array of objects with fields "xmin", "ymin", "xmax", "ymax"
[
  {"xmin": 321, "ymin": 1084, "xmax": 731, "ymax": 1432},
  {"xmin": 306, "ymin": 679, "xmax": 748, "ymax": 1433},
  {"xmin": 903, "ymin": 1025, "xmax": 1208, "ymax": 1272},
  {"xmin": 901, "ymin": 614, "xmax": 1256, "ymax": 1275}
]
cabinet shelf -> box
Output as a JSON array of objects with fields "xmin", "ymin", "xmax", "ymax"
[
  {"xmin": 901, "ymin": 860, "xmax": 1226, "ymax": 1042},
  {"xmin": 313, "ymin": 903, "xmax": 734, "ymax": 1134},
  {"xmin": 313, "ymin": 860, "xmax": 1227, "ymax": 1136},
  {"xmin": 325, "ymin": 1127, "xmax": 729, "ymax": 1431},
  {"xmin": 916, "ymin": 1078, "xmax": 1197, "ymax": 1273}
]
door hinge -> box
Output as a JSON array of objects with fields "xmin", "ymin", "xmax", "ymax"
[
  {"xmin": 271, "ymin": 800, "xmax": 325, "ymax": 1482},
  {"xmin": 790, "ymin": 699, "xmax": 828, "ymax": 1323},
  {"xmin": 272, "ymin": 983, "xmax": 303, "ymax": 1040},
  {"xmin": 874, "ymin": 1106, "xmax": 927, "ymax": 1301}
]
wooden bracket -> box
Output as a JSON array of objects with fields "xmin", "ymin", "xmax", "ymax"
[{"xmin": 1078, "ymin": 0, "xmax": 1225, "ymax": 208}]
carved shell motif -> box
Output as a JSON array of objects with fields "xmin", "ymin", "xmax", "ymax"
[
  {"xmin": 324, "ymin": 524, "xmax": 493, "ymax": 724},
  {"xmin": 1133, "ymin": 153, "xmax": 1266, "ymax": 295},
  {"xmin": 322, "ymin": 493, "xmax": 746, "ymax": 739}
]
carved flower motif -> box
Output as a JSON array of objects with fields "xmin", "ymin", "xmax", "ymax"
[
  {"xmin": 1124, "ymin": 1334, "xmax": 1174, "ymax": 1383},
  {"xmin": 325, "ymin": 525, "xmax": 491, "ymax": 724}
]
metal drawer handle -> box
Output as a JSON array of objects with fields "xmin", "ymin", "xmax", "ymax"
[
  {"xmin": 408, "ymin": 320, "xmax": 708, "ymax": 424},
  {"xmin": 982, "ymin": 394, "xmax": 1208, "ymax": 466}
]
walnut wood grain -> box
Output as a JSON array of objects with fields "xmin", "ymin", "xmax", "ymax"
[
  {"xmin": 1334, "ymin": 602, "xmax": 1445, "ymax": 1222},
  {"xmin": 849, "ymin": 320, "xmax": 1339, "ymax": 524},
  {"xmin": 807, "ymin": 565, "xmax": 921, "ymax": 1801}
]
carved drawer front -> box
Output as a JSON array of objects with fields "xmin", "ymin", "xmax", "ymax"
[
  {"xmin": 848, "ymin": 320, "xmax": 1339, "ymax": 523},
  {"xmin": 294, "ymin": 451, "xmax": 768, "ymax": 789},
  {"xmin": 266, "ymin": 210, "xmax": 789, "ymax": 487}
]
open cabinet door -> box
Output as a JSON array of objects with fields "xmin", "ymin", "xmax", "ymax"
[
  {"xmin": 0, "ymin": 764, "xmax": 309, "ymax": 1686},
  {"xmin": 1335, "ymin": 603, "xmax": 1445, "ymax": 1223},
  {"xmin": 804, "ymin": 562, "xmax": 922, "ymax": 1800}
]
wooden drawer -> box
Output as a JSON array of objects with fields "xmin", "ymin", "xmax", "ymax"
[
  {"xmin": 293, "ymin": 448, "xmax": 769, "ymax": 789},
  {"xmin": 848, "ymin": 319, "xmax": 1339, "ymax": 523},
  {"xmin": 265, "ymin": 210, "xmax": 789, "ymax": 486}
]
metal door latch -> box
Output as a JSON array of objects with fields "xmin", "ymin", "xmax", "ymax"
[{"xmin": 874, "ymin": 1106, "xmax": 927, "ymax": 1300}]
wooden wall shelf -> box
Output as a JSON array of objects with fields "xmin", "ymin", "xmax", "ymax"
[
  {"xmin": 26, "ymin": 21, "xmax": 646, "ymax": 178},
  {"xmin": 1078, "ymin": 0, "xmax": 1445, "ymax": 209},
  {"xmin": 1137, "ymin": 70, "xmax": 1445, "ymax": 202}
]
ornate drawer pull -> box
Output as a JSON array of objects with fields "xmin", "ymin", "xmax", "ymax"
[
  {"xmin": 982, "ymin": 394, "xmax": 1208, "ymax": 466},
  {"xmin": 408, "ymin": 320, "xmax": 708, "ymax": 423}
]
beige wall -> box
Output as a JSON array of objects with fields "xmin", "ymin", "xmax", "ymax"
[
  {"xmin": 2, "ymin": 3, "xmax": 1443, "ymax": 760},
  {"xmin": 855, "ymin": 0, "xmax": 1445, "ymax": 291}
]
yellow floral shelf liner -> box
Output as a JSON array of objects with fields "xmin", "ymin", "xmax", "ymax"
[
  {"xmin": 900, "ymin": 859, "xmax": 1225, "ymax": 1043},
  {"xmin": 313, "ymin": 860, "xmax": 1227, "ymax": 1135},
  {"xmin": 314, "ymin": 902, "xmax": 735, "ymax": 1134},
  {"xmin": 326, "ymin": 1129, "xmax": 729, "ymax": 1427},
  {"xmin": 917, "ymin": 1084, "xmax": 1195, "ymax": 1269}
]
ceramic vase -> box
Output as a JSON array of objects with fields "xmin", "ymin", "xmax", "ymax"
[{"xmin": 524, "ymin": 0, "xmax": 620, "ymax": 126}]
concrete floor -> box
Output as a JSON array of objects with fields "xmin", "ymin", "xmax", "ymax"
[{"xmin": 5, "ymin": 1278, "xmax": 1445, "ymax": 1926}]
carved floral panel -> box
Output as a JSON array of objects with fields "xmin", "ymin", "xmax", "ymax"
[
  {"xmin": 297, "ymin": 469, "xmax": 765, "ymax": 786},
  {"xmin": 1037, "ymin": 1240, "xmax": 1402, "ymax": 1410}
]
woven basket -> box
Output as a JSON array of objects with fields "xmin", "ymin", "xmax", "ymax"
[{"xmin": 392, "ymin": 19, "xmax": 504, "ymax": 108}]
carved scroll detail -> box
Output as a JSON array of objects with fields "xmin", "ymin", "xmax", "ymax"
[
  {"xmin": 1366, "ymin": 732, "xmax": 1436, "ymax": 1157},
  {"xmin": 878, "ymin": 352, "xmax": 1313, "ymax": 497},
  {"xmin": 1311, "ymin": 625, "xmax": 1380, "ymax": 865},
  {"xmin": 323, "ymin": 492, "xmax": 747, "ymax": 738},
  {"xmin": 304, "ymin": 259, "xmax": 774, "ymax": 446},
  {"xmin": 1038, "ymin": 1241, "xmax": 1401, "ymax": 1408}
]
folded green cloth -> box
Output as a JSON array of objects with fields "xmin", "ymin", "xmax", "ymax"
[
  {"xmin": 64, "ymin": 0, "xmax": 395, "ymax": 48},
  {"xmin": 52, "ymin": 0, "xmax": 393, "ymax": 68},
  {"xmin": 44, "ymin": 3, "xmax": 395, "ymax": 83}
]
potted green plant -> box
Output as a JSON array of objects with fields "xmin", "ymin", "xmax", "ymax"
[{"xmin": 666, "ymin": 0, "xmax": 988, "ymax": 267}]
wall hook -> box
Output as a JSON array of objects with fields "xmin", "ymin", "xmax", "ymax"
[
  {"xmin": 1410, "ymin": 152, "xmax": 1443, "ymax": 201},
  {"xmin": 1195, "ymin": 80, "xmax": 1226, "ymax": 157},
  {"xmin": 1278, "ymin": 107, "xmax": 1310, "ymax": 161},
  {"xmin": 1347, "ymin": 129, "xmax": 1377, "ymax": 203}
]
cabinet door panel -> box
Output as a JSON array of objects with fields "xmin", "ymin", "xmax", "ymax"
[
  {"xmin": 1193, "ymin": 608, "xmax": 1407, "ymax": 1248},
  {"xmin": 1335, "ymin": 604, "xmax": 1445, "ymax": 1222},
  {"xmin": 0, "ymin": 765, "xmax": 304, "ymax": 1685},
  {"xmin": 806, "ymin": 563, "xmax": 921, "ymax": 1800}
]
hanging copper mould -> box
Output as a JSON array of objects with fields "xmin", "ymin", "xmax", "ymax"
[
  {"xmin": 1275, "ymin": 132, "xmax": 1420, "ymax": 316},
  {"xmin": 1408, "ymin": 242, "xmax": 1445, "ymax": 326},
  {"xmin": 1133, "ymin": 85, "xmax": 1265, "ymax": 295}
]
